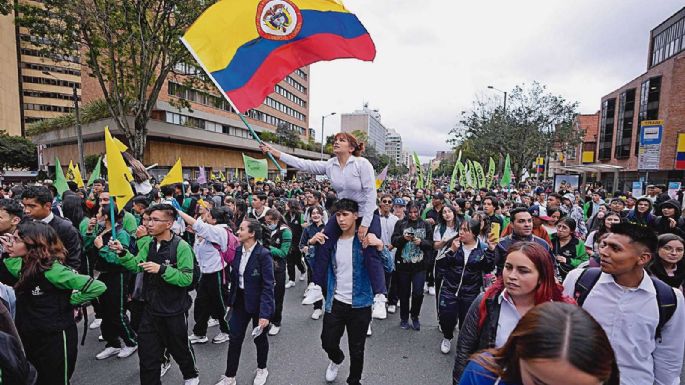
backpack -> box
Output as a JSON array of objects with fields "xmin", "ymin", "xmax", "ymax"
[
  {"xmin": 211, "ymin": 227, "xmax": 240, "ymax": 284},
  {"xmin": 574, "ymin": 267, "xmax": 677, "ymax": 342},
  {"xmin": 164, "ymin": 235, "xmax": 201, "ymax": 292}
]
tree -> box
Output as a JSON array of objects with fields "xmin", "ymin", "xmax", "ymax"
[
  {"xmin": 449, "ymin": 82, "xmax": 581, "ymax": 176},
  {"xmin": 0, "ymin": 132, "xmax": 37, "ymax": 170},
  {"xmin": 276, "ymin": 123, "xmax": 300, "ymax": 149},
  {"xmin": 18, "ymin": 0, "xmax": 215, "ymax": 161},
  {"xmin": 0, "ymin": 0, "xmax": 11, "ymax": 16}
]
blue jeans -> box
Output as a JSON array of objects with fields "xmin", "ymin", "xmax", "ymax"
[{"xmin": 396, "ymin": 270, "xmax": 426, "ymax": 321}]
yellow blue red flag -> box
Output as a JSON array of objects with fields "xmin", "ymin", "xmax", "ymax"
[{"xmin": 182, "ymin": 0, "xmax": 376, "ymax": 113}]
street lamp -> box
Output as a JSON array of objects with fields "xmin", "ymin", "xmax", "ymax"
[
  {"xmin": 320, "ymin": 112, "xmax": 336, "ymax": 160},
  {"xmin": 487, "ymin": 85, "xmax": 507, "ymax": 114},
  {"xmin": 42, "ymin": 70, "xmax": 85, "ymax": 175}
]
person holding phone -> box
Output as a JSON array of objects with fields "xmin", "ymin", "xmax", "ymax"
[
  {"xmin": 391, "ymin": 202, "xmax": 433, "ymax": 331},
  {"xmin": 214, "ymin": 218, "xmax": 274, "ymax": 385}
]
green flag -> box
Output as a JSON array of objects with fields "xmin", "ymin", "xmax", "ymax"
[
  {"xmin": 464, "ymin": 161, "xmax": 474, "ymax": 188},
  {"xmin": 449, "ymin": 151, "xmax": 462, "ymax": 191},
  {"xmin": 242, "ymin": 154, "xmax": 268, "ymax": 179},
  {"xmin": 500, "ymin": 154, "xmax": 512, "ymax": 187},
  {"xmin": 53, "ymin": 157, "xmax": 69, "ymax": 197},
  {"xmin": 412, "ymin": 152, "xmax": 424, "ymax": 189},
  {"xmin": 457, "ymin": 161, "xmax": 467, "ymax": 188},
  {"xmin": 473, "ymin": 161, "xmax": 486, "ymax": 189},
  {"xmin": 87, "ymin": 156, "xmax": 102, "ymax": 187},
  {"xmin": 486, "ymin": 157, "xmax": 496, "ymax": 188}
]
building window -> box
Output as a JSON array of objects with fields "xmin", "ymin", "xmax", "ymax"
[
  {"xmin": 598, "ymin": 98, "xmax": 616, "ymax": 160},
  {"xmin": 635, "ymin": 76, "xmax": 661, "ymax": 155},
  {"xmin": 650, "ymin": 16, "xmax": 685, "ymax": 67},
  {"xmin": 614, "ymin": 89, "xmax": 635, "ymax": 159}
]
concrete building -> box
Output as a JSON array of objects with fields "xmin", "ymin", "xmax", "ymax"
[
  {"xmin": 341, "ymin": 105, "xmax": 388, "ymax": 155},
  {"xmin": 592, "ymin": 6, "xmax": 685, "ymax": 191},
  {"xmin": 0, "ymin": 6, "xmax": 81, "ymax": 136},
  {"xmin": 401, "ymin": 150, "xmax": 412, "ymax": 168},
  {"xmin": 385, "ymin": 128, "xmax": 402, "ymax": 165},
  {"xmin": 32, "ymin": 61, "xmax": 319, "ymax": 179}
]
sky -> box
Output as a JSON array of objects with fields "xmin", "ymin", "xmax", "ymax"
[{"xmin": 307, "ymin": 0, "xmax": 683, "ymax": 163}]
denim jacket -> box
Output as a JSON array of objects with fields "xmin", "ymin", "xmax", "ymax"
[{"xmin": 323, "ymin": 236, "xmax": 374, "ymax": 312}]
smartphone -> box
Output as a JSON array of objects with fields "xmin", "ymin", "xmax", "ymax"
[{"xmin": 489, "ymin": 223, "xmax": 501, "ymax": 243}]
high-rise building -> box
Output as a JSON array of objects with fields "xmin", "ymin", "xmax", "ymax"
[
  {"xmin": 385, "ymin": 128, "xmax": 402, "ymax": 165},
  {"xmin": 0, "ymin": 6, "xmax": 81, "ymax": 136},
  {"xmin": 340, "ymin": 105, "xmax": 388, "ymax": 155}
]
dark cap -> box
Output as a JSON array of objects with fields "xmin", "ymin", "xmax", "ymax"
[
  {"xmin": 528, "ymin": 205, "xmax": 552, "ymax": 221},
  {"xmin": 432, "ymin": 192, "xmax": 445, "ymax": 200},
  {"xmin": 392, "ymin": 198, "xmax": 406, "ymax": 206}
]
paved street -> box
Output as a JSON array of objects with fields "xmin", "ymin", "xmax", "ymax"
[{"xmin": 71, "ymin": 275, "xmax": 454, "ymax": 385}]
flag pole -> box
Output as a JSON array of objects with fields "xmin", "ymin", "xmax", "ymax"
[
  {"xmin": 110, "ymin": 199, "xmax": 117, "ymax": 240},
  {"xmin": 238, "ymin": 113, "xmax": 283, "ymax": 173}
]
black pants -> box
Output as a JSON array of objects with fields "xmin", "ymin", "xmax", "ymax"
[
  {"xmin": 137, "ymin": 308, "xmax": 198, "ymax": 384},
  {"xmin": 193, "ymin": 270, "xmax": 229, "ymax": 336},
  {"xmin": 387, "ymin": 271, "xmax": 399, "ymax": 306},
  {"xmin": 21, "ymin": 324, "xmax": 77, "ymax": 385},
  {"xmin": 225, "ymin": 289, "xmax": 269, "ymax": 377},
  {"xmin": 396, "ymin": 270, "xmax": 426, "ymax": 321},
  {"xmin": 425, "ymin": 251, "xmax": 436, "ymax": 287},
  {"xmin": 304, "ymin": 258, "xmax": 323, "ymax": 310},
  {"xmin": 99, "ymin": 272, "xmax": 137, "ymax": 348},
  {"xmin": 272, "ymin": 262, "xmax": 286, "ymax": 326},
  {"xmin": 438, "ymin": 295, "xmax": 476, "ymax": 340},
  {"xmin": 286, "ymin": 249, "xmax": 306, "ymax": 282},
  {"xmin": 433, "ymin": 273, "xmax": 443, "ymax": 318},
  {"xmin": 321, "ymin": 300, "xmax": 371, "ymax": 385}
]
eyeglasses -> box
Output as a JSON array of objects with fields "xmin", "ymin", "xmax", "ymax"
[
  {"xmin": 381, "ymin": 200, "xmax": 392, "ymax": 204},
  {"xmin": 662, "ymin": 245, "xmax": 685, "ymax": 254}
]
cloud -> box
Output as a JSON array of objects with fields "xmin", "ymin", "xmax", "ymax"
[{"xmin": 308, "ymin": 0, "xmax": 683, "ymax": 158}]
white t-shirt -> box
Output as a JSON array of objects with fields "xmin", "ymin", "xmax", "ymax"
[
  {"xmin": 462, "ymin": 243, "xmax": 476, "ymax": 265},
  {"xmin": 434, "ymin": 226, "xmax": 458, "ymax": 243},
  {"xmin": 334, "ymin": 237, "xmax": 355, "ymax": 305}
]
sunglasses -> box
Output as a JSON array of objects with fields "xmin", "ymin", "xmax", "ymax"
[{"xmin": 381, "ymin": 200, "xmax": 393, "ymax": 204}]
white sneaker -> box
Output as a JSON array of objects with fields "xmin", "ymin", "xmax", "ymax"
[
  {"xmin": 96, "ymin": 347, "xmax": 121, "ymax": 360},
  {"xmin": 285, "ymin": 280, "xmax": 296, "ymax": 289},
  {"xmin": 212, "ymin": 332, "xmax": 230, "ymax": 344},
  {"xmin": 215, "ymin": 376, "xmax": 236, "ymax": 385},
  {"xmin": 325, "ymin": 360, "xmax": 340, "ymax": 382},
  {"xmin": 387, "ymin": 304, "xmax": 397, "ymax": 314},
  {"xmin": 268, "ymin": 325, "xmax": 280, "ymax": 336},
  {"xmin": 428, "ymin": 286, "xmax": 436, "ymax": 296},
  {"xmin": 441, "ymin": 338, "xmax": 452, "ymax": 354},
  {"xmin": 185, "ymin": 377, "xmax": 200, "ymax": 385},
  {"xmin": 98, "ymin": 335, "xmax": 104, "ymax": 342},
  {"xmin": 302, "ymin": 285, "xmax": 323, "ymax": 305},
  {"xmin": 299, "ymin": 273, "xmax": 306, "ymax": 281},
  {"xmin": 117, "ymin": 345, "xmax": 137, "ymax": 358},
  {"xmin": 303, "ymin": 282, "xmax": 315, "ymax": 297},
  {"xmin": 367, "ymin": 321, "xmax": 372, "ymax": 337},
  {"xmin": 188, "ymin": 334, "xmax": 208, "ymax": 344},
  {"xmin": 311, "ymin": 309, "xmax": 323, "ymax": 320},
  {"xmin": 253, "ymin": 368, "xmax": 269, "ymax": 385},
  {"xmin": 207, "ymin": 318, "xmax": 220, "ymax": 328},
  {"xmin": 372, "ymin": 294, "xmax": 387, "ymax": 319},
  {"xmin": 160, "ymin": 360, "xmax": 172, "ymax": 377},
  {"xmin": 423, "ymin": 283, "xmax": 429, "ymax": 293},
  {"xmin": 89, "ymin": 318, "xmax": 102, "ymax": 329}
]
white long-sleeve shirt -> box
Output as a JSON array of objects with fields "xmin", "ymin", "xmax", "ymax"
[
  {"xmin": 192, "ymin": 219, "xmax": 229, "ymax": 273},
  {"xmin": 563, "ymin": 269, "xmax": 685, "ymax": 385},
  {"xmin": 279, "ymin": 153, "xmax": 377, "ymax": 227}
]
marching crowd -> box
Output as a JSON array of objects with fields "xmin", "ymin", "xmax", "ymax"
[{"xmin": 0, "ymin": 132, "xmax": 684, "ymax": 385}]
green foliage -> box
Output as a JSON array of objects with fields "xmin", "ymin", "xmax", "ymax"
[
  {"xmin": 26, "ymin": 99, "xmax": 112, "ymax": 136},
  {"xmin": 276, "ymin": 123, "xmax": 300, "ymax": 149},
  {"xmin": 448, "ymin": 81, "xmax": 582, "ymax": 177},
  {"xmin": 17, "ymin": 0, "xmax": 217, "ymax": 161},
  {"xmin": 0, "ymin": 131, "xmax": 37, "ymax": 170},
  {"xmin": 84, "ymin": 154, "xmax": 101, "ymax": 173},
  {"xmin": 0, "ymin": 0, "xmax": 11, "ymax": 16}
]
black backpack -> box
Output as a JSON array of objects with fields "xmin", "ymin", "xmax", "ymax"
[
  {"xmin": 163, "ymin": 235, "xmax": 201, "ymax": 292},
  {"xmin": 574, "ymin": 267, "xmax": 677, "ymax": 342}
]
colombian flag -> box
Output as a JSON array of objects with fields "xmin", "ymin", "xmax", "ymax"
[
  {"xmin": 676, "ymin": 133, "xmax": 685, "ymax": 170},
  {"xmin": 182, "ymin": 0, "xmax": 376, "ymax": 113}
]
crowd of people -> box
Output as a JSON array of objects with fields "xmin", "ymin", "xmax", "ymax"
[{"xmin": 0, "ymin": 132, "xmax": 684, "ymax": 385}]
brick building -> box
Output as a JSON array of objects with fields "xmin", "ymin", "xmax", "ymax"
[{"xmin": 594, "ymin": 7, "xmax": 685, "ymax": 192}]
